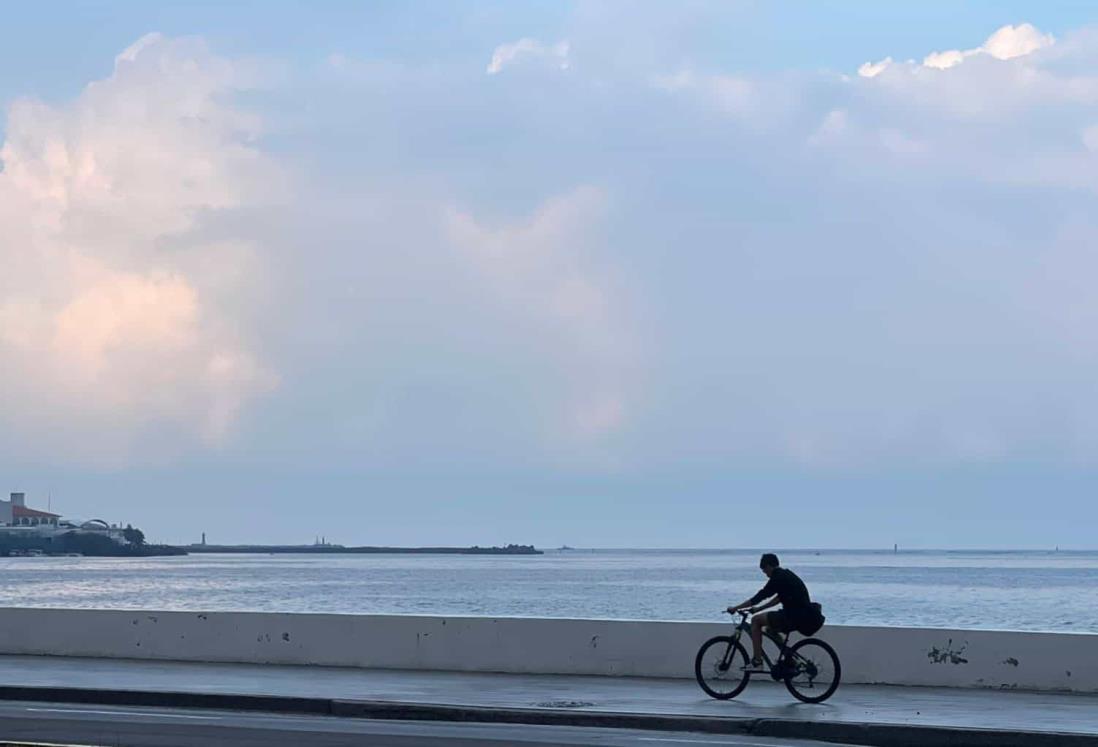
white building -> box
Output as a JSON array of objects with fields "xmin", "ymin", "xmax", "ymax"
[
  {"xmin": 0, "ymin": 493, "xmax": 128, "ymax": 544},
  {"xmin": 0, "ymin": 493, "xmax": 61, "ymax": 531}
]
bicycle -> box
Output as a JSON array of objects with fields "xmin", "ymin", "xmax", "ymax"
[{"xmin": 694, "ymin": 609, "xmax": 841, "ymax": 703}]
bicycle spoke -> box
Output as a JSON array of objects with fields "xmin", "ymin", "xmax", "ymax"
[
  {"xmin": 695, "ymin": 636, "xmax": 750, "ymax": 699},
  {"xmin": 783, "ymin": 639, "xmax": 841, "ymax": 703}
]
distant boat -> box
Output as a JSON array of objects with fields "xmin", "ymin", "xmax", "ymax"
[{"xmin": 558, "ymin": 545, "xmax": 575, "ymax": 551}]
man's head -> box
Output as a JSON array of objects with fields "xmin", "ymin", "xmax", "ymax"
[{"xmin": 759, "ymin": 553, "xmax": 780, "ymax": 577}]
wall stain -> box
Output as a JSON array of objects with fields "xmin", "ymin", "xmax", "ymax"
[
  {"xmin": 1002, "ymin": 657, "xmax": 1019, "ymax": 667},
  {"xmin": 927, "ymin": 639, "xmax": 968, "ymax": 665},
  {"xmin": 282, "ymin": 633, "xmax": 290, "ymax": 642}
]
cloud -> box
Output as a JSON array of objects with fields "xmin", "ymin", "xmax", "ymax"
[
  {"xmin": 486, "ymin": 38, "xmax": 570, "ymax": 75},
  {"xmin": 979, "ymin": 23, "xmax": 1055, "ymax": 61},
  {"xmin": 631, "ymin": 22, "xmax": 1098, "ymax": 467},
  {"xmin": 857, "ymin": 57, "xmax": 893, "ymax": 79},
  {"xmin": 14, "ymin": 16, "xmax": 1098, "ymax": 480},
  {"xmin": 807, "ymin": 109, "xmax": 848, "ymax": 146},
  {"xmin": 861, "ymin": 23, "xmax": 1054, "ymax": 77},
  {"xmin": 115, "ymin": 31, "xmax": 164, "ymax": 66},
  {"xmin": 925, "ymin": 22, "xmax": 1054, "ymax": 69},
  {"xmin": 270, "ymin": 18, "xmax": 1098, "ymax": 472},
  {"xmin": 0, "ymin": 35, "xmax": 277, "ymax": 464},
  {"xmin": 921, "ymin": 49, "xmax": 967, "ymax": 71},
  {"xmin": 1083, "ymin": 124, "xmax": 1098, "ymax": 151},
  {"xmin": 444, "ymin": 187, "xmax": 631, "ymax": 441},
  {"xmin": 654, "ymin": 70, "xmax": 754, "ymax": 113}
]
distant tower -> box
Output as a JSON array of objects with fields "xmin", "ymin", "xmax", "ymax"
[{"xmin": 201, "ymin": 532, "xmax": 206, "ymax": 546}]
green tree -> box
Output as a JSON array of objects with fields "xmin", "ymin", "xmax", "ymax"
[{"xmin": 123, "ymin": 524, "xmax": 146, "ymax": 546}]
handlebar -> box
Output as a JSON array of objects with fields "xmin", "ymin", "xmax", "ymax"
[{"xmin": 724, "ymin": 609, "xmax": 751, "ymax": 618}]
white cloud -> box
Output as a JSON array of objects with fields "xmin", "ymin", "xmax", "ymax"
[
  {"xmin": 808, "ymin": 109, "xmax": 849, "ymax": 145},
  {"xmin": 878, "ymin": 128, "xmax": 928, "ymax": 156},
  {"xmin": 0, "ymin": 35, "xmax": 277, "ymax": 464},
  {"xmin": 856, "ymin": 23, "xmax": 1055, "ymax": 80},
  {"xmin": 861, "ymin": 23, "xmax": 1054, "ymax": 77},
  {"xmin": 982, "ymin": 23, "xmax": 1055, "ymax": 60},
  {"xmin": 639, "ymin": 20, "xmax": 1098, "ymax": 467},
  {"xmin": 922, "ymin": 23, "xmax": 1053, "ymax": 70},
  {"xmin": 444, "ymin": 187, "xmax": 630, "ymax": 440},
  {"xmin": 922, "ymin": 49, "xmax": 966, "ymax": 70},
  {"xmin": 486, "ymin": 38, "xmax": 570, "ymax": 75},
  {"xmin": 1083, "ymin": 124, "xmax": 1098, "ymax": 151},
  {"xmin": 14, "ymin": 17, "xmax": 1098, "ymax": 478},
  {"xmin": 858, "ymin": 57, "xmax": 893, "ymax": 78},
  {"xmin": 652, "ymin": 68, "xmax": 792, "ymax": 124},
  {"xmin": 115, "ymin": 32, "xmax": 164, "ymax": 66}
]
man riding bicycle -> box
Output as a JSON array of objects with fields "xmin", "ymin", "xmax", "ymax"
[{"xmin": 727, "ymin": 553, "xmax": 824, "ymax": 669}]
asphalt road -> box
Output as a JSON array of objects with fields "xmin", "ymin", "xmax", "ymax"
[{"xmin": 0, "ymin": 701, "xmax": 854, "ymax": 747}]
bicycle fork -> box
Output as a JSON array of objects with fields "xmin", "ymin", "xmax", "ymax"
[{"xmin": 730, "ymin": 622, "xmax": 797, "ymax": 681}]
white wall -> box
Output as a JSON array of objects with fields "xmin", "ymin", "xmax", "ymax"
[{"xmin": 0, "ymin": 608, "xmax": 1091, "ymax": 692}]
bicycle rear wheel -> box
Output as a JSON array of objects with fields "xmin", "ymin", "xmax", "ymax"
[
  {"xmin": 694, "ymin": 636, "xmax": 750, "ymax": 699},
  {"xmin": 783, "ymin": 638, "xmax": 841, "ymax": 703}
]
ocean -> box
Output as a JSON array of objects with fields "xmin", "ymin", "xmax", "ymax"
[{"xmin": 0, "ymin": 548, "xmax": 1093, "ymax": 632}]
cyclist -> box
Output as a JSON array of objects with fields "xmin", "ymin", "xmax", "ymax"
[{"xmin": 727, "ymin": 553, "xmax": 823, "ymax": 669}]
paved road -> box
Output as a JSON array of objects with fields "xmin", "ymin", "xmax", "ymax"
[
  {"xmin": 0, "ymin": 701, "xmax": 853, "ymax": 747},
  {"xmin": 0, "ymin": 656, "xmax": 1094, "ymax": 737}
]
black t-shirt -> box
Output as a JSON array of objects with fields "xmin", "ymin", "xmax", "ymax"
[{"xmin": 749, "ymin": 567, "xmax": 812, "ymax": 618}]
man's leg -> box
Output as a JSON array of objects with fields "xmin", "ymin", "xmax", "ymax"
[{"xmin": 750, "ymin": 612, "xmax": 769, "ymax": 665}]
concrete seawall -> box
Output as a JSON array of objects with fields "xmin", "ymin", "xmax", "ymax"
[{"xmin": 0, "ymin": 608, "xmax": 1091, "ymax": 693}]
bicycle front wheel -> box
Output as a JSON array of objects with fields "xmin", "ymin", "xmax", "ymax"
[
  {"xmin": 694, "ymin": 635, "xmax": 750, "ymax": 699},
  {"xmin": 783, "ymin": 637, "xmax": 841, "ymax": 703}
]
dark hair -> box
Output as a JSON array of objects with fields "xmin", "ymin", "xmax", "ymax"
[{"xmin": 759, "ymin": 553, "xmax": 780, "ymax": 569}]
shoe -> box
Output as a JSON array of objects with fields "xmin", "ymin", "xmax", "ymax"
[{"xmin": 742, "ymin": 657, "xmax": 765, "ymax": 671}]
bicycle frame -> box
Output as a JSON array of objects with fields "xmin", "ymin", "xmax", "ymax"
[
  {"xmin": 725, "ymin": 615, "xmax": 800, "ymax": 675},
  {"xmin": 697, "ymin": 611, "xmax": 838, "ymax": 703}
]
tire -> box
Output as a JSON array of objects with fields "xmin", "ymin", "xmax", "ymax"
[
  {"xmin": 694, "ymin": 636, "xmax": 750, "ymax": 700},
  {"xmin": 783, "ymin": 637, "xmax": 841, "ymax": 703}
]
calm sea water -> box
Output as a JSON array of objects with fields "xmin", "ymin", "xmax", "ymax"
[{"xmin": 0, "ymin": 549, "xmax": 1092, "ymax": 632}]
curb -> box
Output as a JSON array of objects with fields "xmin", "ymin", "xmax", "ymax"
[
  {"xmin": 0, "ymin": 686, "xmax": 328, "ymax": 716},
  {"xmin": 0, "ymin": 686, "xmax": 1092, "ymax": 747}
]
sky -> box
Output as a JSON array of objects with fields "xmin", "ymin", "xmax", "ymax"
[{"xmin": 4, "ymin": 2, "xmax": 1098, "ymax": 548}]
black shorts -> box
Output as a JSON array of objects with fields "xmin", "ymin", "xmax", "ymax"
[{"xmin": 766, "ymin": 609, "xmax": 798, "ymax": 634}]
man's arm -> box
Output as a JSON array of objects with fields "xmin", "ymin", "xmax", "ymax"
[
  {"xmin": 752, "ymin": 597, "xmax": 781, "ymax": 613},
  {"xmin": 727, "ymin": 595, "xmax": 762, "ymax": 613},
  {"xmin": 727, "ymin": 579, "xmax": 776, "ymax": 613}
]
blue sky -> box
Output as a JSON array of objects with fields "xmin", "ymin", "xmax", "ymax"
[
  {"xmin": 4, "ymin": 2, "xmax": 1098, "ymax": 548},
  {"xmin": 5, "ymin": 2, "xmax": 1098, "ymax": 102}
]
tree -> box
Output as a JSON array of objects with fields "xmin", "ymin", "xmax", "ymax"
[{"xmin": 123, "ymin": 524, "xmax": 146, "ymax": 546}]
